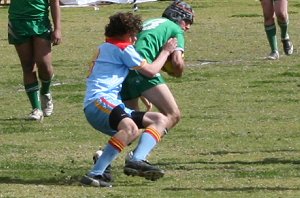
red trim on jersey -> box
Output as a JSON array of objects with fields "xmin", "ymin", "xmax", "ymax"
[
  {"xmin": 100, "ymin": 97, "xmax": 116, "ymax": 109},
  {"xmin": 106, "ymin": 38, "xmax": 132, "ymax": 50}
]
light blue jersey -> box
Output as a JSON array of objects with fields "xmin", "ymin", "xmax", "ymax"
[
  {"xmin": 83, "ymin": 39, "xmax": 146, "ymax": 135},
  {"xmin": 84, "ymin": 40, "xmax": 145, "ymax": 108}
]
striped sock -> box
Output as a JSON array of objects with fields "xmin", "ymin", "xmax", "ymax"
[
  {"xmin": 89, "ymin": 137, "xmax": 125, "ymax": 176},
  {"xmin": 132, "ymin": 127, "xmax": 161, "ymax": 161}
]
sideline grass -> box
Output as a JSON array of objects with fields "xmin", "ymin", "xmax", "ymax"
[{"xmin": 0, "ymin": 1, "xmax": 300, "ymax": 197}]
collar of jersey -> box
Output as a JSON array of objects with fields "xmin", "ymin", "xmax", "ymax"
[{"xmin": 105, "ymin": 38, "xmax": 132, "ymax": 50}]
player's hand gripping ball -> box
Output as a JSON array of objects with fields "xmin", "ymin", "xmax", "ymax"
[
  {"xmin": 161, "ymin": 53, "xmax": 184, "ymax": 75},
  {"xmin": 161, "ymin": 57, "xmax": 174, "ymax": 74}
]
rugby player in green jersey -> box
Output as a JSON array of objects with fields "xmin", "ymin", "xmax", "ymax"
[
  {"xmin": 260, "ymin": 0, "xmax": 293, "ymax": 60},
  {"xmin": 8, "ymin": 0, "xmax": 62, "ymax": 121},
  {"xmin": 92, "ymin": 0, "xmax": 194, "ymax": 183},
  {"xmin": 121, "ymin": 0, "xmax": 194, "ymax": 131}
]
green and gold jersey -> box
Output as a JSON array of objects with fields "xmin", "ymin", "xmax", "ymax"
[
  {"xmin": 134, "ymin": 17, "xmax": 185, "ymax": 64},
  {"xmin": 8, "ymin": 0, "xmax": 49, "ymax": 20}
]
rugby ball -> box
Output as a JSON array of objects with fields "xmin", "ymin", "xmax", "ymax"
[
  {"xmin": 162, "ymin": 58, "xmax": 174, "ymax": 74},
  {"xmin": 161, "ymin": 53, "xmax": 184, "ymax": 75}
]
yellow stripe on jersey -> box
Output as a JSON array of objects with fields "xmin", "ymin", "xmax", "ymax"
[{"xmin": 94, "ymin": 100, "xmax": 111, "ymax": 115}]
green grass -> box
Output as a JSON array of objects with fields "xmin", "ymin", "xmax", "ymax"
[{"xmin": 1, "ymin": 0, "xmax": 300, "ymax": 197}]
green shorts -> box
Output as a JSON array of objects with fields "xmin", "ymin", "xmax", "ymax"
[
  {"xmin": 120, "ymin": 70, "xmax": 166, "ymax": 101},
  {"xmin": 8, "ymin": 18, "xmax": 51, "ymax": 45}
]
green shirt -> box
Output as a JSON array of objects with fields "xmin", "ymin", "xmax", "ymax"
[
  {"xmin": 8, "ymin": 0, "xmax": 49, "ymax": 20},
  {"xmin": 134, "ymin": 17, "xmax": 185, "ymax": 64}
]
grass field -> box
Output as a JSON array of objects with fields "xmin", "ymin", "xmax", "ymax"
[{"xmin": 0, "ymin": 0, "xmax": 300, "ymax": 197}]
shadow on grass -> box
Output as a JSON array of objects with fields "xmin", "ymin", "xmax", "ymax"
[
  {"xmin": 158, "ymin": 148, "xmax": 300, "ymax": 166},
  {"xmin": 0, "ymin": 117, "xmax": 28, "ymax": 122},
  {"xmin": 159, "ymin": 157, "xmax": 300, "ymax": 166},
  {"xmin": 0, "ymin": 175, "xmax": 149, "ymax": 188},
  {"xmin": 0, "ymin": 117, "xmax": 46, "ymax": 123},
  {"xmin": 0, "ymin": 117, "xmax": 43, "ymax": 134},
  {"xmin": 163, "ymin": 186, "xmax": 300, "ymax": 192},
  {"xmin": 0, "ymin": 175, "xmax": 82, "ymax": 186},
  {"xmin": 210, "ymin": 157, "xmax": 300, "ymax": 165}
]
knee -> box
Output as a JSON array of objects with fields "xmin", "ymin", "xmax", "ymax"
[
  {"xmin": 264, "ymin": 16, "xmax": 275, "ymax": 25},
  {"xmin": 171, "ymin": 109, "xmax": 181, "ymax": 125},
  {"xmin": 165, "ymin": 108, "xmax": 181, "ymax": 128},
  {"xmin": 21, "ymin": 62, "xmax": 35, "ymax": 74},
  {"xmin": 124, "ymin": 124, "xmax": 140, "ymax": 143},
  {"xmin": 157, "ymin": 113, "xmax": 169, "ymax": 128},
  {"xmin": 276, "ymin": 13, "xmax": 288, "ymax": 23}
]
